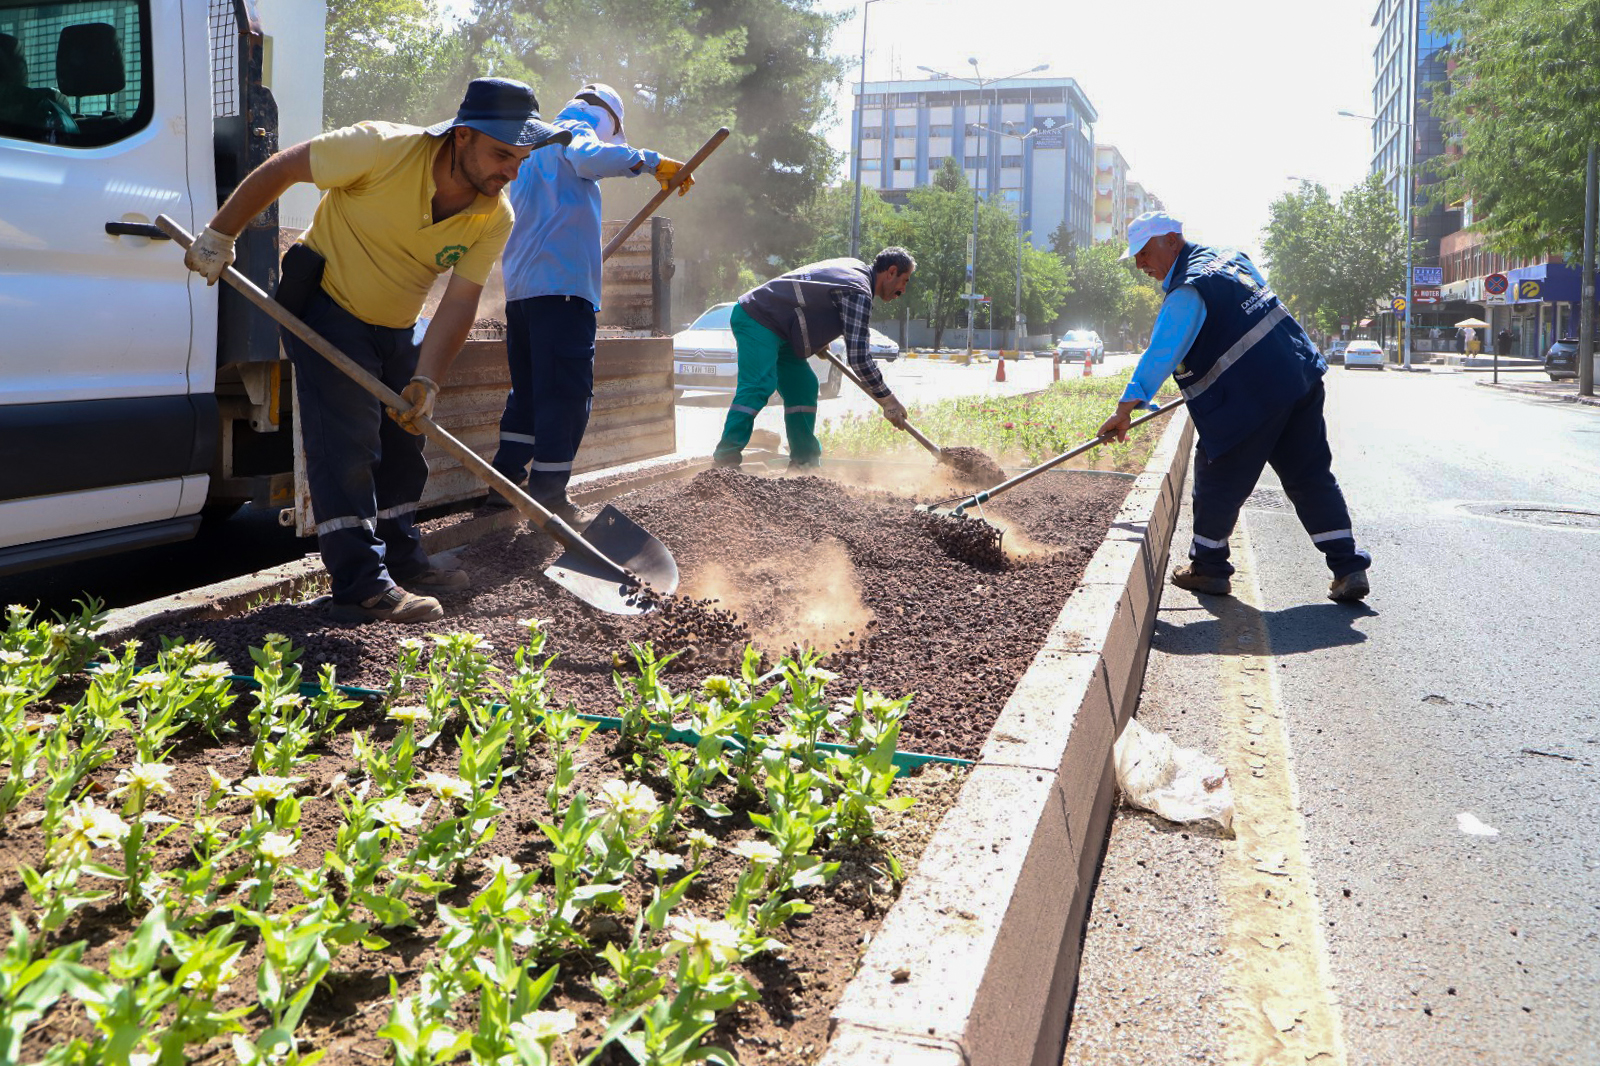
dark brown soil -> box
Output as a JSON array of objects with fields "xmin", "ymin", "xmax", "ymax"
[
  {"xmin": 937, "ymin": 445, "xmax": 1006, "ymax": 485},
  {"xmin": 156, "ymin": 466, "xmax": 1131, "ymax": 761}
]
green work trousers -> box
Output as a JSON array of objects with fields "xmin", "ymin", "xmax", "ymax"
[{"xmin": 712, "ymin": 303, "xmax": 822, "ymax": 467}]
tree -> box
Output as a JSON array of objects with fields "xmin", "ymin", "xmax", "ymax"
[
  {"xmin": 1261, "ymin": 181, "xmax": 1337, "ymax": 324},
  {"xmin": 791, "ymin": 184, "xmax": 902, "ymax": 266},
  {"xmin": 1262, "ymin": 174, "xmax": 1408, "ymax": 332},
  {"xmin": 902, "ymin": 159, "xmax": 978, "ymax": 348},
  {"xmin": 1059, "ymin": 242, "xmax": 1132, "ymax": 336},
  {"xmin": 1125, "ymin": 273, "xmax": 1164, "ymax": 347},
  {"xmin": 459, "ymin": 0, "xmax": 847, "ymax": 318},
  {"xmin": 1430, "ymin": 0, "xmax": 1600, "ymax": 260},
  {"xmin": 323, "ymin": 0, "xmax": 464, "ymax": 130}
]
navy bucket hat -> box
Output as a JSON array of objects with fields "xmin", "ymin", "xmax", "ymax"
[{"xmin": 426, "ymin": 77, "xmax": 572, "ymax": 149}]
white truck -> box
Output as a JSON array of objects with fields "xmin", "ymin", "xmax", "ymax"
[{"xmin": 0, "ymin": 0, "xmax": 676, "ymax": 574}]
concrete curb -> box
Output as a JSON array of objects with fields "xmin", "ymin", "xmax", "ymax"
[
  {"xmin": 1479, "ymin": 379, "xmax": 1600, "ymax": 408},
  {"xmin": 820, "ymin": 408, "xmax": 1194, "ymax": 1066}
]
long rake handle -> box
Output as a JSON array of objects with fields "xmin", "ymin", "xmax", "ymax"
[
  {"xmin": 601, "ymin": 127, "xmax": 730, "ymax": 261},
  {"xmin": 818, "ymin": 349, "xmax": 944, "ymax": 459},
  {"xmin": 154, "ymin": 215, "xmax": 636, "ymax": 586},
  {"xmin": 949, "ymin": 399, "xmax": 1188, "ymax": 514}
]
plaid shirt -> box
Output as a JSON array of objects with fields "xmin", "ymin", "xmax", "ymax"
[{"xmin": 832, "ymin": 287, "xmax": 890, "ymax": 398}]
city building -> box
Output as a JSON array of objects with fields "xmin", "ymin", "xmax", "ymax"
[
  {"xmin": 1093, "ymin": 144, "xmax": 1129, "ymax": 245},
  {"xmin": 1368, "ymin": 0, "xmax": 1454, "ymax": 267},
  {"xmin": 1123, "ymin": 180, "xmax": 1164, "ymax": 233},
  {"xmin": 849, "ymin": 75, "xmax": 1099, "ymax": 249}
]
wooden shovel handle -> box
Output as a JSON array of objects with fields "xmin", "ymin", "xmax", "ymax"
[
  {"xmin": 818, "ymin": 349, "xmax": 943, "ymax": 459},
  {"xmin": 602, "ymin": 127, "xmax": 730, "ymax": 261}
]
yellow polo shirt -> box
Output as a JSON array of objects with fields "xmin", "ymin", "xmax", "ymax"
[{"xmin": 301, "ymin": 122, "xmax": 514, "ymax": 328}]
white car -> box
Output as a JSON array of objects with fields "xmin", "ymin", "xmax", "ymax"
[
  {"xmin": 1343, "ymin": 339, "xmax": 1385, "ymax": 370},
  {"xmin": 1055, "ymin": 329, "xmax": 1105, "ymax": 363},
  {"xmin": 828, "ymin": 327, "xmax": 900, "ymax": 362},
  {"xmin": 672, "ymin": 302, "xmax": 850, "ymax": 397}
]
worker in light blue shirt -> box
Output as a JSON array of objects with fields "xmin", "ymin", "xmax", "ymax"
[
  {"xmin": 485, "ymin": 83, "xmax": 693, "ymax": 524},
  {"xmin": 1098, "ymin": 211, "xmax": 1371, "ymax": 604}
]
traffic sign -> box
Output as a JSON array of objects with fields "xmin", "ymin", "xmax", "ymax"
[
  {"xmin": 960, "ymin": 293, "xmax": 987, "ymax": 300},
  {"xmin": 1391, "ymin": 297, "xmax": 1407, "ymax": 312},
  {"xmin": 1412, "ymin": 266, "xmax": 1443, "ymax": 286},
  {"xmin": 1484, "ymin": 272, "xmax": 1508, "ymax": 295},
  {"xmin": 1414, "ymin": 287, "xmax": 1441, "ymax": 303}
]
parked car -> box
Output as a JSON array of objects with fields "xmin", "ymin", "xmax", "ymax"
[
  {"xmin": 827, "ymin": 327, "xmax": 900, "ymax": 362},
  {"xmin": 1326, "ymin": 339, "xmax": 1348, "ymax": 364},
  {"xmin": 672, "ymin": 303, "xmax": 842, "ymax": 397},
  {"xmin": 1343, "ymin": 339, "xmax": 1385, "ymax": 370},
  {"xmin": 1543, "ymin": 339, "xmax": 1594, "ymax": 381},
  {"xmin": 1055, "ymin": 329, "xmax": 1105, "ymax": 363}
]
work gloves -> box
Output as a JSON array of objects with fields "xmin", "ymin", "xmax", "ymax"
[
  {"xmin": 878, "ymin": 394, "xmax": 908, "ymax": 429},
  {"xmin": 389, "ymin": 376, "xmax": 439, "ymax": 435},
  {"xmin": 184, "ymin": 226, "xmax": 237, "ymax": 285},
  {"xmin": 653, "ymin": 157, "xmax": 694, "ymax": 196}
]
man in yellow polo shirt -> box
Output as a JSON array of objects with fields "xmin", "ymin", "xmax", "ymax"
[{"xmin": 184, "ymin": 78, "xmax": 571, "ymax": 623}]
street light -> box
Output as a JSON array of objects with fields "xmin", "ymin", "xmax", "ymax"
[
  {"xmin": 975, "ymin": 121, "xmax": 1038, "ymax": 349},
  {"xmin": 917, "ymin": 59, "xmax": 1048, "ymax": 356},
  {"xmin": 1339, "ymin": 108, "xmax": 1417, "ymax": 371},
  {"xmin": 849, "ymin": 0, "xmax": 894, "ymax": 261}
]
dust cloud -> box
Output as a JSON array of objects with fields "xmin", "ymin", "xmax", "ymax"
[{"xmin": 679, "ymin": 539, "xmax": 875, "ymax": 654}]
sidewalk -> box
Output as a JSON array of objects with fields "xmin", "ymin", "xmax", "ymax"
[{"xmin": 1477, "ymin": 377, "xmax": 1600, "ymax": 407}]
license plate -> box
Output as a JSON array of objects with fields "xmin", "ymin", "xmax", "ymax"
[{"xmin": 676, "ymin": 362, "xmax": 720, "ymax": 376}]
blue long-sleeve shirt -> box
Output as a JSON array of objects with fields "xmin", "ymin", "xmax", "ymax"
[
  {"xmin": 1120, "ymin": 256, "xmax": 1211, "ymax": 407},
  {"xmin": 500, "ymin": 106, "xmax": 659, "ymax": 311}
]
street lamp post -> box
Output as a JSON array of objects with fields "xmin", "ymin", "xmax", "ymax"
[
  {"xmin": 917, "ymin": 59, "xmax": 1047, "ymax": 356},
  {"xmin": 1340, "ymin": 108, "xmax": 1417, "ymax": 371},
  {"xmin": 974, "ymin": 121, "xmax": 1038, "ymax": 350},
  {"xmin": 849, "ymin": 0, "xmax": 891, "ymax": 261}
]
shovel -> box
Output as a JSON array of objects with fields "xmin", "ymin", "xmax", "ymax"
[
  {"xmin": 818, "ymin": 349, "xmax": 947, "ymax": 460},
  {"xmin": 922, "ymin": 399, "xmax": 1187, "ymax": 520},
  {"xmin": 155, "ymin": 215, "xmax": 677, "ymax": 616},
  {"xmin": 602, "ymin": 127, "xmax": 730, "ymax": 260}
]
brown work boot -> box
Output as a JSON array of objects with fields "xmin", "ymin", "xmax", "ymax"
[
  {"xmin": 398, "ymin": 566, "xmax": 470, "ymax": 593},
  {"xmin": 1328, "ymin": 570, "xmax": 1371, "ymax": 603},
  {"xmin": 541, "ymin": 495, "xmax": 594, "ymax": 530},
  {"xmin": 327, "ymin": 586, "xmax": 444, "ymax": 624},
  {"xmin": 1170, "ymin": 566, "xmax": 1232, "ymax": 596}
]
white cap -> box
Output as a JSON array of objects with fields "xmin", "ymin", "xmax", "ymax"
[
  {"xmin": 575, "ymin": 82, "xmax": 625, "ymax": 139},
  {"xmin": 1122, "ymin": 210, "xmax": 1183, "ymax": 260}
]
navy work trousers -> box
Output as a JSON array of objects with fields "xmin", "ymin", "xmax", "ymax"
[
  {"xmin": 490, "ymin": 295, "xmax": 598, "ymax": 503},
  {"xmin": 280, "ymin": 289, "xmax": 431, "ymax": 605},
  {"xmin": 1188, "ymin": 381, "xmax": 1369, "ymax": 580}
]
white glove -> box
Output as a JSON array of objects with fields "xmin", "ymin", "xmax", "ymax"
[
  {"xmin": 184, "ymin": 226, "xmax": 237, "ymax": 285},
  {"xmin": 388, "ymin": 376, "xmax": 439, "ymax": 435},
  {"xmin": 878, "ymin": 394, "xmax": 908, "ymax": 429}
]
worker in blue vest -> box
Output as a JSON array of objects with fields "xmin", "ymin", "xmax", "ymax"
[
  {"xmin": 1098, "ymin": 211, "xmax": 1371, "ymax": 603},
  {"xmin": 484, "ymin": 82, "xmax": 693, "ymax": 525}
]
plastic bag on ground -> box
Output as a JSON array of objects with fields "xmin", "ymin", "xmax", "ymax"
[{"xmin": 1113, "ymin": 717, "xmax": 1235, "ymax": 836}]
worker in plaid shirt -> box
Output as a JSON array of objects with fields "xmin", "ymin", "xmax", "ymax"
[{"xmin": 712, "ymin": 247, "xmax": 915, "ymax": 469}]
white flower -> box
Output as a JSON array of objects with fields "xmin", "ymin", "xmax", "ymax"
[
  {"xmin": 398, "ymin": 637, "xmax": 425, "ymax": 652},
  {"xmin": 768, "ymin": 730, "xmax": 807, "ymax": 754},
  {"xmin": 192, "ymin": 816, "xmax": 227, "ymax": 846},
  {"xmin": 370, "ymin": 795, "xmax": 426, "ymax": 830},
  {"xmin": 257, "ymin": 832, "xmax": 300, "ymax": 863},
  {"xmin": 206, "ymin": 767, "xmax": 230, "ymax": 795},
  {"xmin": 597, "ymin": 779, "xmax": 661, "ymax": 832},
  {"xmin": 185, "ymin": 662, "xmax": 231, "ymax": 682},
  {"xmin": 52, "ymin": 799, "xmax": 131, "ymax": 858},
  {"xmin": 664, "ymin": 914, "xmax": 743, "ymax": 965},
  {"xmin": 516, "ymin": 618, "xmax": 550, "ymax": 632},
  {"xmin": 387, "ymin": 705, "xmax": 430, "ymax": 726},
  {"xmin": 419, "ymin": 772, "xmax": 470, "ymax": 803},
  {"xmin": 269, "ymin": 692, "xmax": 304, "ymax": 711},
  {"xmin": 731, "ymin": 839, "xmax": 782, "ymax": 867},
  {"xmin": 87, "ymin": 662, "xmax": 122, "ymax": 677},
  {"xmin": 686, "ymin": 828, "xmax": 717, "ymax": 853},
  {"xmin": 510, "ymin": 1008, "xmax": 577, "ymax": 1045},
  {"xmin": 232, "ymin": 775, "xmax": 299, "ymax": 804},
  {"xmin": 129, "ymin": 670, "xmax": 168, "ymax": 694},
  {"xmin": 481, "ymin": 855, "xmax": 524, "ymax": 882},
  {"xmin": 115, "ymin": 760, "xmax": 174, "ymax": 797},
  {"xmin": 0, "ymin": 649, "xmax": 26, "ymax": 665},
  {"xmin": 643, "ymin": 850, "xmax": 683, "ymax": 875}
]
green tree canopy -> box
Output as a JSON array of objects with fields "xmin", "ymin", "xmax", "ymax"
[
  {"xmin": 1430, "ymin": 0, "xmax": 1600, "ymax": 260},
  {"xmin": 1058, "ymin": 241, "xmax": 1132, "ymax": 337},
  {"xmin": 323, "ymin": 0, "xmax": 464, "ymax": 129},
  {"xmin": 1262, "ymin": 174, "xmax": 1409, "ymax": 332}
]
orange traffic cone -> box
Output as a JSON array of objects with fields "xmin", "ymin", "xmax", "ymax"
[
  {"xmin": 995, "ymin": 355, "xmax": 1006, "ymax": 383},
  {"xmin": 1082, "ymin": 354, "xmax": 1093, "ymax": 377}
]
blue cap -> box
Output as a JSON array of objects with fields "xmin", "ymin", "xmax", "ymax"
[{"xmin": 425, "ymin": 78, "xmax": 572, "ymax": 149}]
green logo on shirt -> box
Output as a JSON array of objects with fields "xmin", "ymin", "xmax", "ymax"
[{"xmin": 436, "ymin": 244, "xmax": 468, "ymax": 268}]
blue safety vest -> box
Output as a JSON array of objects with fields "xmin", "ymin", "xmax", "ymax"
[{"xmin": 1170, "ymin": 243, "xmax": 1325, "ymax": 457}]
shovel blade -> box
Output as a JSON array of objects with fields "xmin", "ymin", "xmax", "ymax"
[{"xmin": 543, "ymin": 504, "xmax": 679, "ymax": 615}]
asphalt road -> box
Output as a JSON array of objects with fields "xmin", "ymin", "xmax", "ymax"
[
  {"xmin": 1, "ymin": 351, "xmax": 1136, "ymax": 618},
  {"xmin": 1065, "ymin": 367, "xmax": 1600, "ymax": 1064}
]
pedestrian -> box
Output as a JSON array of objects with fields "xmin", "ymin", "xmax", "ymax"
[
  {"xmin": 1496, "ymin": 327, "xmax": 1513, "ymax": 357},
  {"xmin": 1465, "ymin": 325, "xmax": 1480, "ymax": 355},
  {"xmin": 183, "ymin": 77, "xmax": 571, "ymax": 623},
  {"xmin": 712, "ymin": 249, "xmax": 916, "ymax": 469},
  {"xmin": 1097, "ymin": 211, "xmax": 1371, "ymax": 603},
  {"xmin": 484, "ymin": 82, "xmax": 694, "ymax": 523}
]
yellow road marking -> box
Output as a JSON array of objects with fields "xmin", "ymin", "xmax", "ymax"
[{"xmin": 1215, "ymin": 519, "xmax": 1347, "ymax": 1065}]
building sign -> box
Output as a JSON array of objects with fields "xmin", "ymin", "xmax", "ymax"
[
  {"xmin": 1484, "ymin": 272, "xmax": 1508, "ymax": 295},
  {"xmin": 1391, "ymin": 297, "xmax": 1407, "ymax": 312},
  {"xmin": 1414, "ymin": 287, "xmax": 1441, "ymax": 303},
  {"xmin": 1034, "ymin": 116, "xmax": 1066, "ymax": 149},
  {"xmin": 1412, "ymin": 266, "xmax": 1443, "ymax": 286},
  {"xmin": 1515, "ymin": 279, "xmax": 1543, "ymax": 302}
]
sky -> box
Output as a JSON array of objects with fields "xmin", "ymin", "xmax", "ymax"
[{"xmin": 816, "ymin": 0, "xmax": 1382, "ymax": 262}]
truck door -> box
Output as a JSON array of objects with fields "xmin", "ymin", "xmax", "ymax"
[{"xmin": 0, "ymin": 0, "xmax": 216, "ymax": 558}]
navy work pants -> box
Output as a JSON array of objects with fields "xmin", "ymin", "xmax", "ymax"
[
  {"xmin": 1188, "ymin": 381, "xmax": 1369, "ymax": 580},
  {"xmin": 490, "ymin": 295, "xmax": 598, "ymax": 503},
  {"xmin": 280, "ymin": 289, "xmax": 432, "ymax": 605}
]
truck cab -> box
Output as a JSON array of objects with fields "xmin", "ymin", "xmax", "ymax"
[{"xmin": 0, "ymin": 0, "xmax": 285, "ymax": 575}]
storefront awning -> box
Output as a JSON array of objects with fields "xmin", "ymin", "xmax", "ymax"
[
  {"xmin": 1504, "ymin": 261, "xmax": 1600, "ymax": 305},
  {"xmin": 1357, "ymin": 318, "xmax": 1373, "ymax": 327}
]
